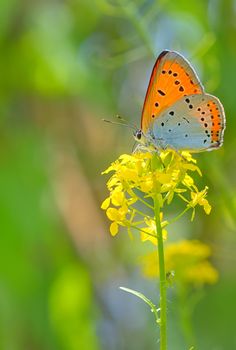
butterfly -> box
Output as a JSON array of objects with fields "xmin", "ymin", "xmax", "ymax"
[{"xmin": 134, "ymin": 50, "xmax": 226, "ymax": 152}]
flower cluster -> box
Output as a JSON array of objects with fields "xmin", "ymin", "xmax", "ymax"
[
  {"xmin": 142, "ymin": 240, "xmax": 218, "ymax": 287},
  {"xmin": 101, "ymin": 151, "xmax": 211, "ymax": 242}
]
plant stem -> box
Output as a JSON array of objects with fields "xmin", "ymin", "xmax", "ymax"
[
  {"xmin": 129, "ymin": 224, "xmax": 157, "ymax": 240},
  {"xmin": 153, "ymin": 197, "xmax": 167, "ymax": 350},
  {"xmin": 128, "ymin": 189, "xmax": 154, "ymax": 209},
  {"xmin": 151, "ymin": 153, "xmax": 167, "ymax": 349},
  {"xmin": 168, "ymin": 207, "xmax": 190, "ymax": 225},
  {"xmin": 130, "ymin": 206, "xmax": 149, "ymax": 217}
]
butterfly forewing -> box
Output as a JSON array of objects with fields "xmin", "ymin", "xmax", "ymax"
[{"xmin": 141, "ymin": 51, "xmax": 204, "ymax": 133}]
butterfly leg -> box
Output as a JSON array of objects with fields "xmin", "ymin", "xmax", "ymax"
[
  {"xmin": 133, "ymin": 143, "xmax": 166, "ymax": 167},
  {"xmin": 132, "ymin": 144, "xmax": 143, "ymax": 153},
  {"xmin": 132, "ymin": 144, "xmax": 151, "ymax": 154}
]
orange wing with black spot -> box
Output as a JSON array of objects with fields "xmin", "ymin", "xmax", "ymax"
[{"xmin": 141, "ymin": 50, "xmax": 204, "ymax": 133}]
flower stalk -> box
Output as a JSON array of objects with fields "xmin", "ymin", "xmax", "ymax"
[
  {"xmin": 151, "ymin": 153, "xmax": 167, "ymax": 349},
  {"xmin": 154, "ymin": 196, "xmax": 167, "ymax": 350}
]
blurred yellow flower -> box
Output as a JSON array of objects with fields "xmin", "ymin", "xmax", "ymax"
[{"xmin": 142, "ymin": 240, "xmax": 218, "ymax": 287}]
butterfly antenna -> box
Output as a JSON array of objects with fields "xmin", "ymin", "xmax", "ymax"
[
  {"xmin": 115, "ymin": 114, "xmax": 129, "ymax": 123},
  {"xmin": 102, "ymin": 118, "xmax": 136, "ymax": 130},
  {"xmin": 115, "ymin": 114, "xmax": 138, "ymax": 130},
  {"xmin": 132, "ymin": 140, "xmax": 138, "ymax": 153}
]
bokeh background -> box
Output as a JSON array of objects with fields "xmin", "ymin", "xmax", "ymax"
[{"xmin": 1, "ymin": 0, "xmax": 236, "ymax": 349}]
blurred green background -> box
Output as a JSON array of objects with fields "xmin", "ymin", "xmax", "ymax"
[{"xmin": 1, "ymin": 0, "xmax": 236, "ymax": 349}]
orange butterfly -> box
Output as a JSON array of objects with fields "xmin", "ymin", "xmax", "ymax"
[{"xmin": 135, "ymin": 50, "xmax": 226, "ymax": 151}]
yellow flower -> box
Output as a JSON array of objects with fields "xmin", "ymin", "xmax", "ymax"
[
  {"xmin": 182, "ymin": 174, "xmax": 195, "ymax": 187},
  {"xmin": 142, "ymin": 251, "xmax": 157, "ymax": 277},
  {"xmin": 142, "ymin": 240, "xmax": 218, "ymax": 287},
  {"xmin": 141, "ymin": 218, "xmax": 157, "ymax": 245},
  {"xmin": 105, "ymin": 205, "xmax": 129, "ymax": 235},
  {"xmin": 141, "ymin": 216, "xmax": 168, "ymax": 245},
  {"xmin": 139, "ymin": 175, "xmax": 154, "ymax": 193},
  {"xmin": 101, "ymin": 151, "xmax": 211, "ymax": 240},
  {"xmin": 185, "ymin": 261, "xmax": 219, "ymax": 286},
  {"xmin": 189, "ymin": 187, "xmax": 212, "ymax": 216}
]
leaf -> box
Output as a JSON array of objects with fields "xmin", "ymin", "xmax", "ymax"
[{"xmin": 119, "ymin": 286, "xmax": 160, "ymax": 324}]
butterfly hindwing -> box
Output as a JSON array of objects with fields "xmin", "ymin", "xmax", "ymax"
[
  {"xmin": 141, "ymin": 51, "xmax": 204, "ymax": 133},
  {"xmin": 150, "ymin": 94, "xmax": 225, "ymax": 151}
]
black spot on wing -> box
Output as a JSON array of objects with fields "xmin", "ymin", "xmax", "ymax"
[
  {"xmin": 158, "ymin": 89, "xmax": 165, "ymax": 96},
  {"xmin": 183, "ymin": 117, "xmax": 190, "ymax": 123}
]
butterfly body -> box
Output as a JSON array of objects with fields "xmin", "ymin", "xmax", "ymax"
[{"xmin": 138, "ymin": 50, "xmax": 225, "ymax": 152}]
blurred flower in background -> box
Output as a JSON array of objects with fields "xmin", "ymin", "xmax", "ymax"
[{"xmin": 142, "ymin": 240, "xmax": 218, "ymax": 286}]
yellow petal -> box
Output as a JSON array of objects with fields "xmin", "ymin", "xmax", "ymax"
[
  {"xmin": 141, "ymin": 230, "xmax": 157, "ymax": 245},
  {"xmin": 182, "ymin": 174, "xmax": 194, "ymax": 187},
  {"xmin": 121, "ymin": 168, "xmax": 138, "ymax": 182},
  {"xmin": 111, "ymin": 190, "xmax": 125, "ymax": 206},
  {"xmin": 101, "ymin": 197, "xmax": 110, "ymax": 210},
  {"xmin": 181, "ymin": 151, "xmax": 197, "ymax": 164},
  {"xmin": 156, "ymin": 173, "xmax": 172, "ymax": 184},
  {"xmin": 102, "ymin": 161, "xmax": 119, "ymax": 174},
  {"xmin": 140, "ymin": 179, "xmax": 153, "ymax": 193},
  {"xmin": 106, "ymin": 208, "xmax": 120, "ymax": 221},
  {"xmin": 110, "ymin": 222, "xmax": 118, "ymax": 236},
  {"xmin": 166, "ymin": 191, "xmax": 174, "ymax": 204},
  {"xmin": 204, "ymin": 201, "xmax": 212, "ymax": 215},
  {"xmin": 119, "ymin": 204, "xmax": 128, "ymax": 215},
  {"xmin": 162, "ymin": 229, "xmax": 168, "ymax": 240}
]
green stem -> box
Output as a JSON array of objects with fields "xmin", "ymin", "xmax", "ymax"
[
  {"xmin": 150, "ymin": 153, "xmax": 167, "ymax": 349},
  {"xmin": 168, "ymin": 207, "xmax": 190, "ymax": 225},
  {"xmin": 153, "ymin": 196, "xmax": 167, "ymax": 350},
  {"xmin": 130, "ymin": 206, "xmax": 149, "ymax": 218},
  {"xmin": 129, "ymin": 189, "xmax": 154, "ymax": 209},
  {"xmin": 129, "ymin": 224, "xmax": 157, "ymax": 240}
]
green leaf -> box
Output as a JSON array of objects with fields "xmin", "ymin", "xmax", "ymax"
[{"xmin": 119, "ymin": 286, "xmax": 160, "ymax": 324}]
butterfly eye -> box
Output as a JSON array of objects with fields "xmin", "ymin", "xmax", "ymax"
[{"xmin": 135, "ymin": 130, "xmax": 142, "ymax": 140}]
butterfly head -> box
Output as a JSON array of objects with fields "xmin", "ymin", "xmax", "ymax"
[{"xmin": 134, "ymin": 129, "xmax": 146, "ymax": 144}]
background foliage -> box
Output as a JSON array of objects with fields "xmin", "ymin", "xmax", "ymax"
[{"xmin": 1, "ymin": 0, "xmax": 236, "ymax": 349}]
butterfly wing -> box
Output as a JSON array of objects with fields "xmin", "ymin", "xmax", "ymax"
[
  {"xmin": 150, "ymin": 93, "xmax": 225, "ymax": 151},
  {"xmin": 141, "ymin": 50, "xmax": 204, "ymax": 133}
]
